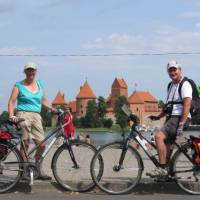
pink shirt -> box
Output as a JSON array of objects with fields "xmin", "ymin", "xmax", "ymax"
[{"xmin": 64, "ymin": 113, "xmax": 75, "ymax": 137}]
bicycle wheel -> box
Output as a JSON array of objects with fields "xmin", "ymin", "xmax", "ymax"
[
  {"xmin": 0, "ymin": 141, "xmax": 23, "ymax": 193},
  {"xmin": 171, "ymin": 143, "xmax": 200, "ymax": 195},
  {"xmin": 91, "ymin": 141, "xmax": 143, "ymax": 194},
  {"xmin": 52, "ymin": 140, "xmax": 101, "ymax": 192}
]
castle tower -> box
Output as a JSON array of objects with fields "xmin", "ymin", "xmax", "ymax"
[
  {"xmin": 51, "ymin": 91, "xmax": 68, "ymax": 126},
  {"xmin": 107, "ymin": 78, "xmax": 128, "ymax": 108},
  {"xmin": 76, "ymin": 81, "xmax": 96, "ymax": 117}
]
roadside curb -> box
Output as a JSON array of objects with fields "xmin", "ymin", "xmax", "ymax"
[{"xmin": 12, "ymin": 178, "xmax": 185, "ymax": 195}]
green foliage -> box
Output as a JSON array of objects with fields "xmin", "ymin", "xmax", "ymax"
[
  {"xmin": 114, "ymin": 96, "xmax": 129, "ymax": 131},
  {"xmin": 76, "ymin": 97, "xmax": 113, "ymax": 128},
  {"xmin": 40, "ymin": 106, "xmax": 51, "ymax": 127},
  {"xmin": 158, "ymin": 100, "xmax": 164, "ymax": 108},
  {"xmin": 84, "ymin": 100, "xmax": 99, "ymax": 128},
  {"xmin": 103, "ymin": 118, "xmax": 113, "ymax": 128},
  {"xmin": 97, "ymin": 96, "xmax": 107, "ymax": 119},
  {"xmin": 0, "ymin": 111, "xmax": 9, "ymax": 124},
  {"xmin": 192, "ymin": 112, "xmax": 200, "ymax": 125}
]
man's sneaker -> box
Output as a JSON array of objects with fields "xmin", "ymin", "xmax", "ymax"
[
  {"xmin": 146, "ymin": 167, "xmax": 168, "ymax": 178},
  {"xmin": 37, "ymin": 174, "xmax": 52, "ymax": 181}
]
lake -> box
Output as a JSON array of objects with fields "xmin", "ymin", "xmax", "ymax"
[{"xmin": 72, "ymin": 130, "xmax": 200, "ymax": 147}]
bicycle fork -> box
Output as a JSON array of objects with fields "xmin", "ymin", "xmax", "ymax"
[
  {"xmin": 113, "ymin": 140, "xmax": 130, "ymax": 172},
  {"xmin": 67, "ymin": 143, "xmax": 79, "ymax": 169}
]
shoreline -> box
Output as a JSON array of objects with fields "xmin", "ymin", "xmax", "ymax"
[{"xmin": 187, "ymin": 125, "xmax": 200, "ymax": 131}]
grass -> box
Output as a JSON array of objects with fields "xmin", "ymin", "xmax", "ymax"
[{"xmin": 44, "ymin": 125, "xmax": 130, "ymax": 133}]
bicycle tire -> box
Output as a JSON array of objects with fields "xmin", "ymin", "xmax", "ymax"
[
  {"xmin": 52, "ymin": 140, "xmax": 101, "ymax": 192},
  {"xmin": 0, "ymin": 141, "xmax": 23, "ymax": 193},
  {"xmin": 170, "ymin": 143, "xmax": 200, "ymax": 195},
  {"xmin": 91, "ymin": 141, "xmax": 143, "ymax": 194}
]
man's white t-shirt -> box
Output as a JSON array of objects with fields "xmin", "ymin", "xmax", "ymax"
[{"xmin": 166, "ymin": 80, "xmax": 192, "ymax": 118}]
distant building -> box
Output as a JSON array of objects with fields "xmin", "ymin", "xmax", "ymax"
[
  {"xmin": 52, "ymin": 91, "xmax": 68, "ymax": 108},
  {"xmin": 107, "ymin": 78, "xmax": 128, "ymax": 109},
  {"xmin": 51, "ymin": 78, "xmax": 161, "ymax": 126},
  {"xmin": 129, "ymin": 91, "xmax": 161, "ymax": 124},
  {"xmin": 76, "ymin": 80, "xmax": 96, "ymax": 117},
  {"xmin": 51, "ymin": 91, "xmax": 67, "ymax": 126}
]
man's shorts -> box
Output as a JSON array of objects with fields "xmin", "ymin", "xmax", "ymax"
[
  {"xmin": 160, "ymin": 116, "xmax": 190, "ymax": 144},
  {"xmin": 16, "ymin": 111, "xmax": 44, "ymax": 141}
]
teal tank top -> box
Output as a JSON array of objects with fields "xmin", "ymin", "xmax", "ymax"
[{"xmin": 15, "ymin": 80, "xmax": 44, "ymax": 113}]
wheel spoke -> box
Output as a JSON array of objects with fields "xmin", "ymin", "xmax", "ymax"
[
  {"xmin": 52, "ymin": 141, "xmax": 97, "ymax": 192},
  {"xmin": 91, "ymin": 142, "xmax": 142, "ymax": 194},
  {"xmin": 172, "ymin": 144, "xmax": 200, "ymax": 194}
]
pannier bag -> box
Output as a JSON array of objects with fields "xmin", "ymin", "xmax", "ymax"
[
  {"xmin": 190, "ymin": 135, "xmax": 200, "ymax": 164},
  {"xmin": 0, "ymin": 120, "xmax": 22, "ymax": 139}
]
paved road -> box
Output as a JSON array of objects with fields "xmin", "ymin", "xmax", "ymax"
[
  {"xmin": 0, "ymin": 181, "xmax": 198, "ymax": 200},
  {"xmin": 1, "ymin": 142, "xmax": 199, "ymax": 199}
]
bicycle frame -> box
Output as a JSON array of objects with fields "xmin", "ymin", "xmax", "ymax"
[
  {"xmin": 8, "ymin": 116, "xmax": 73, "ymax": 165},
  {"xmin": 22, "ymin": 126, "xmax": 64, "ymax": 162},
  {"xmin": 118, "ymin": 127, "xmax": 195, "ymax": 172}
]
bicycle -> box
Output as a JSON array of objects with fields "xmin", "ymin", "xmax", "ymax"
[
  {"xmin": 0, "ymin": 109, "xmax": 101, "ymax": 193},
  {"xmin": 90, "ymin": 105, "xmax": 200, "ymax": 195}
]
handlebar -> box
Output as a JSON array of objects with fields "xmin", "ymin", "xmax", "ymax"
[
  {"xmin": 52, "ymin": 108, "xmax": 65, "ymax": 116},
  {"xmin": 121, "ymin": 104, "xmax": 140, "ymax": 127}
]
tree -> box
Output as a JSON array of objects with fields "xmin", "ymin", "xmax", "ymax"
[
  {"xmin": 114, "ymin": 96, "xmax": 129, "ymax": 132},
  {"xmin": 103, "ymin": 118, "xmax": 113, "ymax": 128},
  {"xmin": 97, "ymin": 96, "xmax": 107, "ymax": 118},
  {"xmin": 97, "ymin": 96, "xmax": 107, "ymax": 125},
  {"xmin": 84, "ymin": 100, "xmax": 98, "ymax": 128},
  {"xmin": 40, "ymin": 106, "xmax": 51, "ymax": 127},
  {"xmin": 158, "ymin": 100, "xmax": 164, "ymax": 109}
]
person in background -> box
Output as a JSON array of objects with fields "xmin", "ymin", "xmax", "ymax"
[
  {"xmin": 85, "ymin": 134, "xmax": 91, "ymax": 144},
  {"xmin": 64, "ymin": 107, "xmax": 75, "ymax": 139},
  {"xmin": 8, "ymin": 62, "xmax": 55, "ymax": 180}
]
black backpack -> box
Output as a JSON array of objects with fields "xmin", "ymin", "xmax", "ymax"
[{"xmin": 167, "ymin": 77, "xmax": 200, "ymax": 115}]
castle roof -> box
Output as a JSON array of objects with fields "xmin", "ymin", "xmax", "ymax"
[
  {"xmin": 52, "ymin": 91, "xmax": 67, "ymax": 105},
  {"xmin": 112, "ymin": 78, "xmax": 128, "ymax": 89},
  {"xmin": 76, "ymin": 81, "xmax": 96, "ymax": 99},
  {"xmin": 129, "ymin": 91, "xmax": 158, "ymax": 104}
]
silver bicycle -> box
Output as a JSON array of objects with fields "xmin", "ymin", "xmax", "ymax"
[{"xmin": 0, "ymin": 109, "xmax": 101, "ymax": 193}]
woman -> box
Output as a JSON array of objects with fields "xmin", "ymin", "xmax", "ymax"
[
  {"xmin": 64, "ymin": 107, "xmax": 75, "ymax": 139},
  {"xmin": 8, "ymin": 62, "xmax": 54, "ymax": 180}
]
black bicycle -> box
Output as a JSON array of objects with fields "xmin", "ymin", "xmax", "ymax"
[
  {"xmin": 0, "ymin": 109, "xmax": 101, "ymax": 193},
  {"xmin": 90, "ymin": 105, "xmax": 200, "ymax": 195}
]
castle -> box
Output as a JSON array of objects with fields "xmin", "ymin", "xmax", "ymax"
[{"xmin": 51, "ymin": 78, "xmax": 161, "ymax": 126}]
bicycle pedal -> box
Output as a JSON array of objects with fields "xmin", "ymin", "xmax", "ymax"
[{"xmin": 146, "ymin": 172, "xmax": 156, "ymax": 178}]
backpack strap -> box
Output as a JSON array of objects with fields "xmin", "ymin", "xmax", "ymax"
[
  {"xmin": 167, "ymin": 82, "xmax": 172, "ymax": 92},
  {"xmin": 167, "ymin": 81, "xmax": 181, "ymax": 104},
  {"xmin": 178, "ymin": 77, "xmax": 188, "ymax": 100}
]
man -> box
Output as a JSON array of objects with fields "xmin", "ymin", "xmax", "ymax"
[{"xmin": 148, "ymin": 60, "xmax": 192, "ymax": 178}]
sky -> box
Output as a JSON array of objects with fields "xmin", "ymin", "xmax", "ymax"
[{"xmin": 0, "ymin": 0, "xmax": 200, "ymax": 111}]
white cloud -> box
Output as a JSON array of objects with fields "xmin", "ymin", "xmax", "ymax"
[
  {"xmin": 181, "ymin": 11, "xmax": 200, "ymax": 18},
  {"xmin": 82, "ymin": 26, "xmax": 200, "ymax": 54},
  {"xmin": 195, "ymin": 23, "xmax": 200, "ymax": 29}
]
